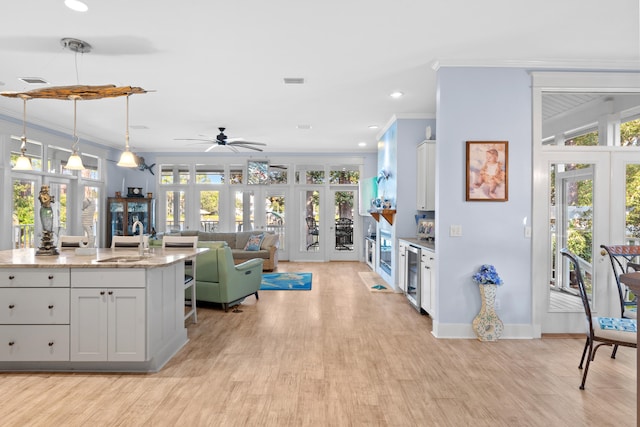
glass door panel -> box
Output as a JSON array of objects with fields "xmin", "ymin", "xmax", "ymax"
[
  {"xmin": 199, "ymin": 190, "xmax": 220, "ymax": 232},
  {"xmin": 235, "ymin": 190, "xmax": 254, "ymax": 232},
  {"xmin": 301, "ymin": 189, "xmax": 321, "ymax": 254},
  {"xmin": 82, "ymin": 186, "xmax": 99, "ymax": 247},
  {"xmin": 265, "ymin": 192, "xmax": 287, "ymax": 260},
  {"xmin": 164, "ymin": 190, "xmax": 186, "ymax": 232},
  {"xmin": 12, "ymin": 177, "xmax": 37, "ymax": 248},
  {"xmin": 540, "ymin": 153, "xmax": 609, "ymax": 334},
  {"xmin": 329, "ymin": 188, "xmax": 359, "ymax": 261},
  {"xmin": 46, "ymin": 181, "xmax": 68, "ymax": 241},
  {"xmin": 549, "ymin": 164, "xmax": 593, "ymax": 312}
]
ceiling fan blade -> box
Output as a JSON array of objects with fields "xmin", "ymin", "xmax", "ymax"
[
  {"xmin": 174, "ymin": 138, "xmax": 214, "ymax": 142},
  {"xmin": 228, "ymin": 141, "xmax": 267, "ymax": 146},
  {"xmin": 232, "ymin": 143, "xmax": 264, "ymax": 152},
  {"xmin": 204, "ymin": 144, "xmax": 219, "ymax": 153}
]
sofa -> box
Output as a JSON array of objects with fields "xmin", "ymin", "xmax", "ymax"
[
  {"xmin": 159, "ymin": 230, "xmax": 279, "ymax": 271},
  {"xmin": 193, "ymin": 241, "xmax": 264, "ymax": 311}
]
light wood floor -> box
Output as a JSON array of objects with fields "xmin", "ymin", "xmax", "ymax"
[{"xmin": 0, "ymin": 262, "xmax": 636, "ymax": 426}]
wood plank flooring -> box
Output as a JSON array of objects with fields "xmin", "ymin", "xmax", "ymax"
[{"xmin": 0, "ymin": 261, "xmax": 636, "ymax": 426}]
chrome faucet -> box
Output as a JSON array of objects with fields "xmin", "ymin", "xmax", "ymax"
[{"xmin": 131, "ymin": 221, "xmax": 144, "ymax": 255}]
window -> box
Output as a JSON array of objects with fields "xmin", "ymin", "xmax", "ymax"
[
  {"xmin": 161, "ymin": 165, "xmax": 190, "ymax": 184},
  {"xmin": 268, "ymin": 164, "xmax": 288, "ymax": 184},
  {"xmin": 329, "ymin": 166, "xmax": 360, "ymax": 184},
  {"xmin": 230, "ymin": 165, "xmax": 243, "ymax": 184},
  {"xmin": 195, "ymin": 165, "xmax": 224, "ymax": 184}
]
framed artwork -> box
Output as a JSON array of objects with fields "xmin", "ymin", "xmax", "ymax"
[
  {"xmin": 466, "ymin": 141, "xmax": 508, "ymax": 202},
  {"xmin": 247, "ymin": 160, "xmax": 269, "ymax": 185}
]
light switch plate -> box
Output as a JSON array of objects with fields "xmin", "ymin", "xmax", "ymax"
[{"xmin": 450, "ymin": 225, "xmax": 462, "ymax": 237}]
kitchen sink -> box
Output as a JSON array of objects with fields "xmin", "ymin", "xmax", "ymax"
[{"xmin": 95, "ymin": 256, "xmax": 149, "ymax": 263}]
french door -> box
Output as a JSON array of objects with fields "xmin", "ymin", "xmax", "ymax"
[{"xmin": 537, "ymin": 150, "xmax": 640, "ymax": 333}]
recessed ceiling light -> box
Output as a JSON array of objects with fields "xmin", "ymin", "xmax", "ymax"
[
  {"xmin": 19, "ymin": 77, "xmax": 49, "ymax": 85},
  {"xmin": 368, "ymin": 125, "xmax": 379, "ymax": 130},
  {"xmin": 390, "ymin": 91, "xmax": 404, "ymax": 98},
  {"xmin": 296, "ymin": 124, "xmax": 312, "ymax": 130},
  {"xmin": 64, "ymin": 0, "xmax": 88, "ymax": 12},
  {"xmin": 358, "ymin": 142, "xmax": 367, "ymax": 147},
  {"xmin": 130, "ymin": 125, "xmax": 149, "ymax": 130}
]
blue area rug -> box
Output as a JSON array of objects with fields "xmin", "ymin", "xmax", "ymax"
[{"xmin": 260, "ymin": 272, "xmax": 312, "ymax": 291}]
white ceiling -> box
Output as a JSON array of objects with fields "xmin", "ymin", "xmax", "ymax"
[{"xmin": 0, "ymin": 0, "xmax": 638, "ymax": 154}]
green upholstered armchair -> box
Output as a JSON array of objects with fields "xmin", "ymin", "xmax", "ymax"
[{"xmin": 195, "ymin": 243, "xmax": 264, "ymax": 312}]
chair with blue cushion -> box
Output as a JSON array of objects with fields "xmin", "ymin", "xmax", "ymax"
[{"xmin": 560, "ymin": 248, "xmax": 637, "ymax": 389}]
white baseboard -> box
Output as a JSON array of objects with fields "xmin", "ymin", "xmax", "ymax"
[{"xmin": 431, "ymin": 321, "xmax": 536, "ymax": 339}]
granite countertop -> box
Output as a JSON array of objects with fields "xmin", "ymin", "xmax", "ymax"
[
  {"xmin": 0, "ymin": 247, "xmax": 208, "ymax": 268},
  {"xmin": 398, "ymin": 237, "xmax": 435, "ymax": 252}
]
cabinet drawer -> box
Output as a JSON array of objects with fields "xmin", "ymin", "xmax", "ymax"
[
  {"xmin": 71, "ymin": 268, "xmax": 146, "ymax": 288},
  {"xmin": 0, "ymin": 325, "xmax": 70, "ymax": 361},
  {"xmin": 0, "ymin": 269, "xmax": 70, "ymax": 288},
  {"xmin": 0, "ymin": 289, "xmax": 70, "ymax": 324}
]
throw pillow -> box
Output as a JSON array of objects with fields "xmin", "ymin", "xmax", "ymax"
[{"xmin": 244, "ymin": 233, "xmax": 264, "ymax": 251}]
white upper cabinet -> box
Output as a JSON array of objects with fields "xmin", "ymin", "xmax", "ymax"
[{"xmin": 417, "ymin": 141, "xmax": 436, "ymax": 211}]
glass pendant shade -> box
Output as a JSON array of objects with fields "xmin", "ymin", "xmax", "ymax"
[
  {"xmin": 13, "ymin": 152, "xmax": 33, "ymax": 171},
  {"xmin": 117, "ymin": 149, "xmax": 138, "ymax": 167},
  {"xmin": 65, "ymin": 152, "xmax": 85, "ymax": 170}
]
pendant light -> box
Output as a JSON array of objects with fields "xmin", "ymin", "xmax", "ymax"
[
  {"xmin": 64, "ymin": 95, "xmax": 85, "ymax": 170},
  {"xmin": 117, "ymin": 94, "xmax": 138, "ymax": 168},
  {"xmin": 13, "ymin": 95, "xmax": 33, "ymax": 171}
]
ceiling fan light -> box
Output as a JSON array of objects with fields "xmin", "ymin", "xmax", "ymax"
[
  {"xmin": 13, "ymin": 154, "xmax": 33, "ymax": 171},
  {"xmin": 117, "ymin": 150, "xmax": 138, "ymax": 168},
  {"xmin": 65, "ymin": 152, "xmax": 85, "ymax": 170}
]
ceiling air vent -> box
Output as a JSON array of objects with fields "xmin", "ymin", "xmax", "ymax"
[
  {"xmin": 283, "ymin": 77, "xmax": 305, "ymax": 85},
  {"xmin": 19, "ymin": 77, "xmax": 49, "ymax": 85}
]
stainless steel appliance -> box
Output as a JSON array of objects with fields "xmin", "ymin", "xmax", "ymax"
[{"xmin": 405, "ymin": 244, "xmax": 421, "ymax": 310}]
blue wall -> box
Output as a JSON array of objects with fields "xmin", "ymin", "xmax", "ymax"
[{"xmin": 435, "ymin": 67, "xmax": 532, "ymax": 336}]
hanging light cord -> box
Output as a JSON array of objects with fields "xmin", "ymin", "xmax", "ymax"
[
  {"xmin": 72, "ymin": 97, "xmax": 79, "ymax": 151},
  {"xmin": 125, "ymin": 94, "xmax": 130, "ymax": 150},
  {"xmin": 20, "ymin": 97, "xmax": 27, "ymax": 153}
]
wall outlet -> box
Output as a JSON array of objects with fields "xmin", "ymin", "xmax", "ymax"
[
  {"xmin": 450, "ymin": 225, "xmax": 463, "ymax": 237},
  {"xmin": 524, "ymin": 226, "xmax": 532, "ymax": 238}
]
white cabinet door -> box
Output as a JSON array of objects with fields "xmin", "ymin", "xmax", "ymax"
[
  {"xmin": 108, "ymin": 288, "xmax": 146, "ymax": 362},
  {"xmin": 70, "ymin": 288, "xmax": 146, "ymax": 362},
  {"xmin": 421, "ymin": 250, "xmax": 436, "ymax": 315},
  {"xmin": 70, "ymin": 288, "xmax": 108, "ymax": 361},
  {"xmin": 397, "ymin": 241, "xmax": 408, "ymax": 292},
  {"xmin": 416, "ymin": 141, "xmax": 436, "ymax": 211}
]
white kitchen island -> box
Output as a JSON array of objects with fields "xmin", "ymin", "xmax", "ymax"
[{"xmin": 0, "ymin": 247, "xmax": 206, "ymax": 372}]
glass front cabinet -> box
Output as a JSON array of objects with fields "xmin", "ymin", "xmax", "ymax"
[{"xmin": 106, "ymin": 197, "xmax": 155, "ymax": 248}]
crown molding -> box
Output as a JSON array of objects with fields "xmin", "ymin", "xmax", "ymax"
[{"xmin": 431, "ymin": 58, "xmax": 640, "ymax": 71}]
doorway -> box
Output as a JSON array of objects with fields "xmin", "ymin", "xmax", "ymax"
[{"xmin": 532, "ymin": 72, "xmax": 640, "ymax": 335}]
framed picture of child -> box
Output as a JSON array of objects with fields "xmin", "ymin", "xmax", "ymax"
[{"xmin": 466, "ymin": 141, "xmax": 508, "ymax": 202}]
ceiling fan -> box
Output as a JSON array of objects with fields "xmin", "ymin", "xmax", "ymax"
[{"xmin": 175, "ymin": 127, "xmax": 266, "ymax": 152}]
